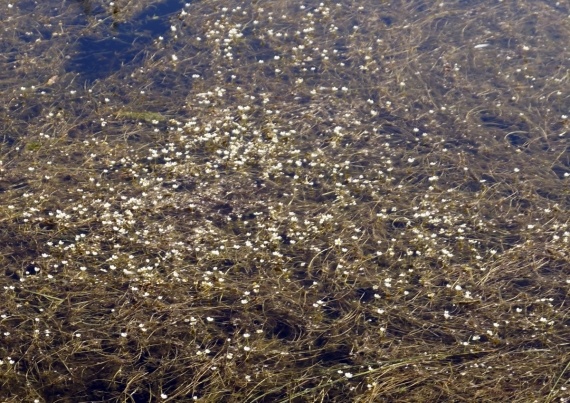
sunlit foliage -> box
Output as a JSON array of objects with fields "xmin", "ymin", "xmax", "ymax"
[{"xmin": 0, "ymin": 0, "xmax": 569, "ymax": 401}]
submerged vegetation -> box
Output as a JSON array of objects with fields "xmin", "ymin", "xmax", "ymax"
[{"xmin": 0, "ymin": 0, "xmax": 569, "ymax": 401}]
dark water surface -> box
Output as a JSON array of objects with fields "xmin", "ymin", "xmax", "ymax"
[{"xmin": 66, "ymin": 0, "xmax": 186, "ymax": 82}]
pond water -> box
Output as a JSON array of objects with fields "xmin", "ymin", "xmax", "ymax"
[
  {"xmin": 66, "ymin": 0, "xmax": 186, "ymax": 81},
  {"xmin": 0, "ymin": 0, "xmax": 569, "ymax": 402}
]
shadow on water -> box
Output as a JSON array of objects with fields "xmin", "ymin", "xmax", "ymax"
[{"xmin": 66, "ymin": 0, "xmax": 185, "ymax": 83}]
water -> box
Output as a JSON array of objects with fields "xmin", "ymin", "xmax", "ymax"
[
  {"xmin": 66, "ymin": 0, "xmax": 185, "ymax": 82},
  {"xmin": 0, "ymin": 0, "xmax": 569, "ymax": 401}
]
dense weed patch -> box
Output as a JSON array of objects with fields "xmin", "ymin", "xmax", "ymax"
[{"xmin": 0, "ymin": 0, "xmax": 569, "ymax": 401}]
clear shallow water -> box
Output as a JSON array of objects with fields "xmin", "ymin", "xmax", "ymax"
[
  {"xmin": 0, "ymin": 0, "xmax": 569, "ymax": 401},
  {"xmin": 66, "ymin": 0, "xmax": 185, "ymax": 81}
]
